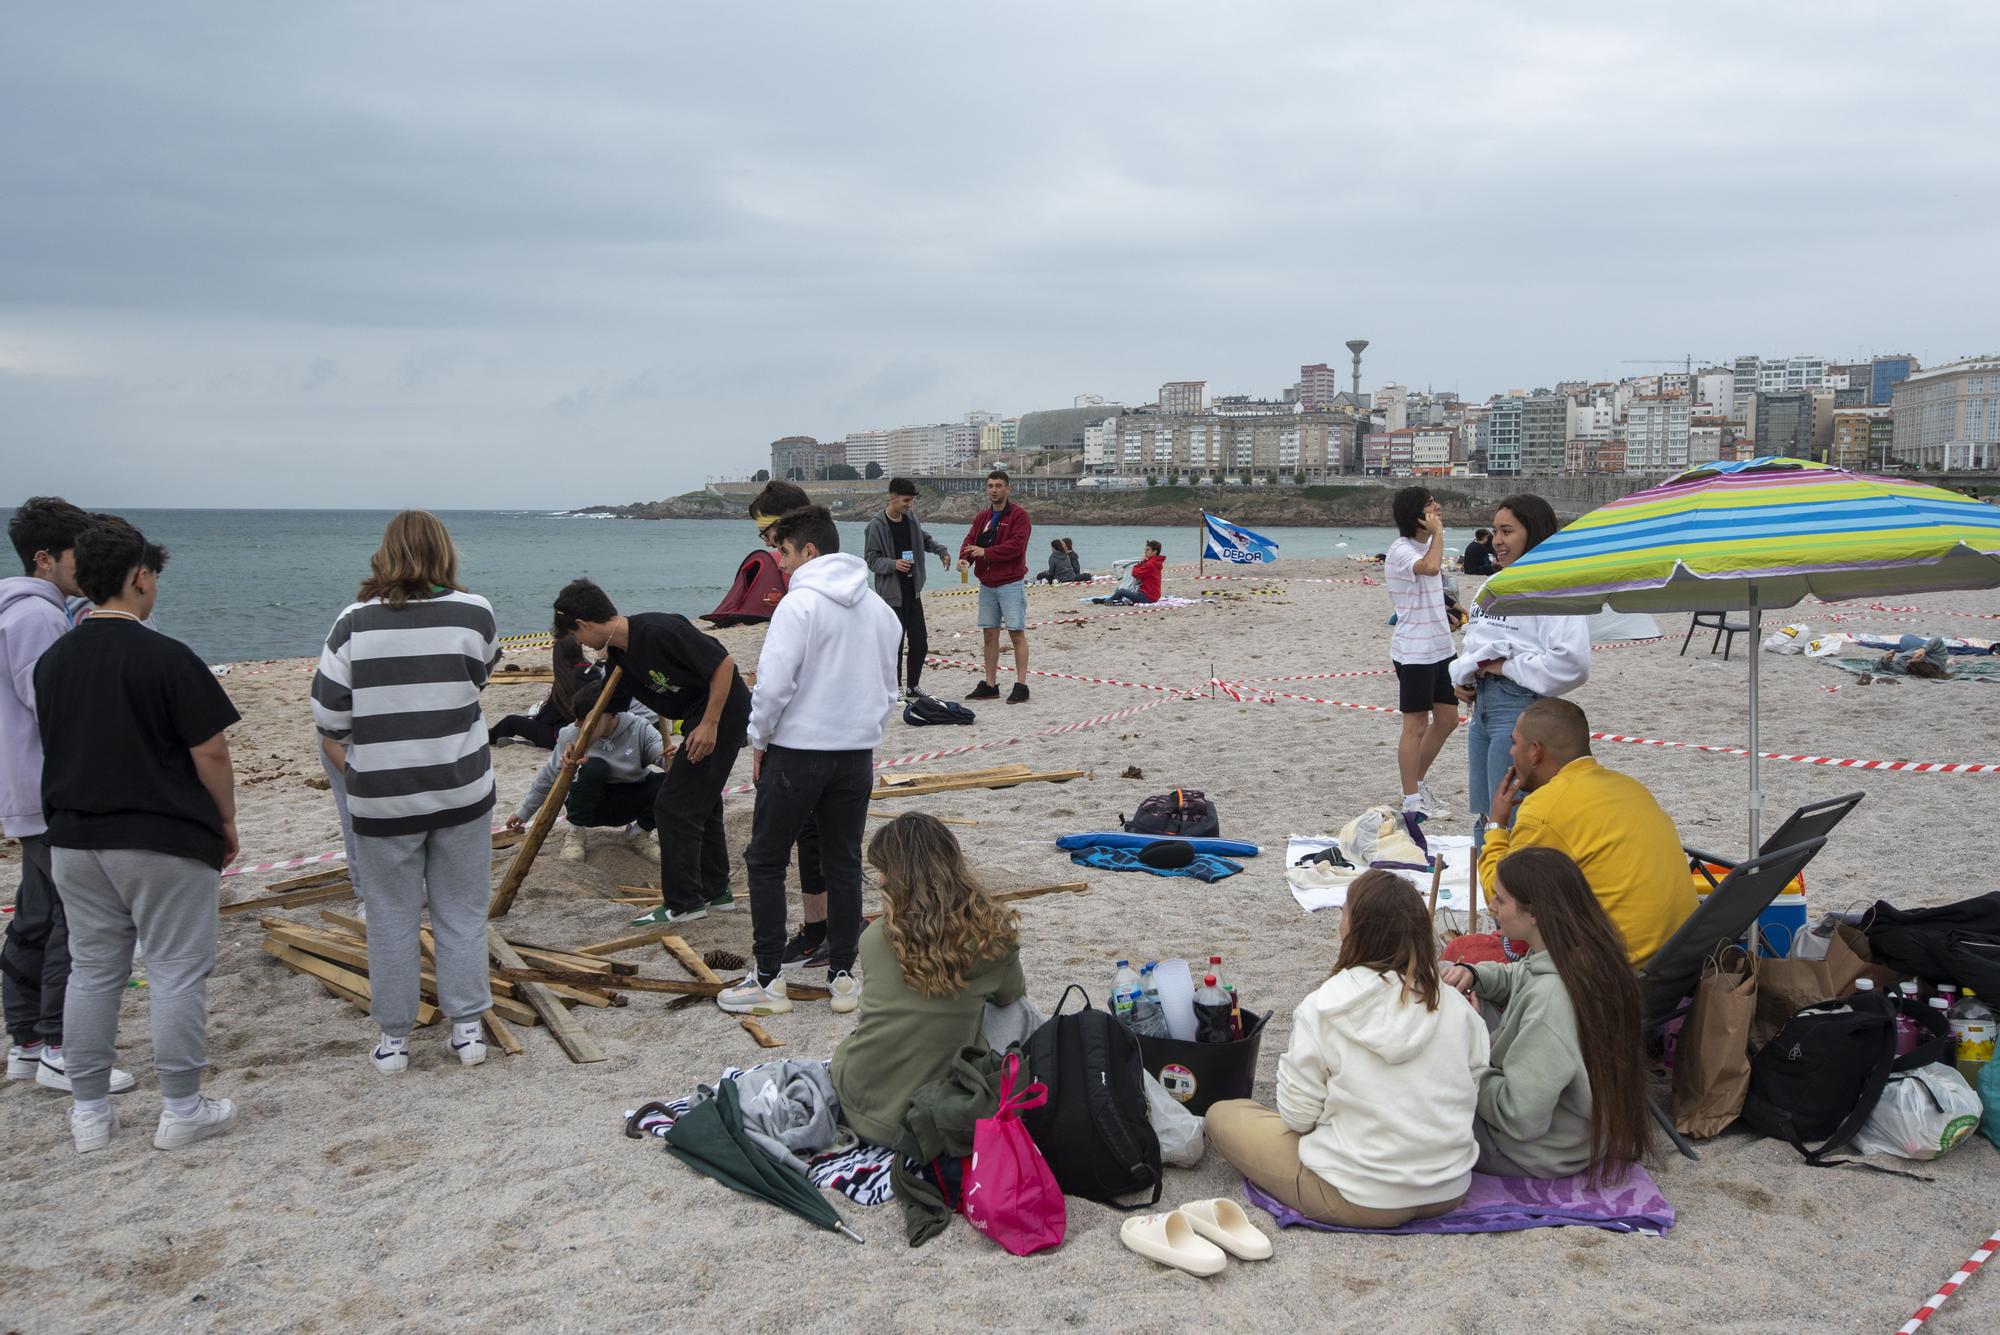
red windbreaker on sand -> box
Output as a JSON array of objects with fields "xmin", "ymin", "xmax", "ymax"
[{"xmin": 959, "ymin": 503, "xmax": 1033, "ymax": 588}]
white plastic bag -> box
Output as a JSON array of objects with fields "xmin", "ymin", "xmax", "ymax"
[
  {"xmin": 1850, "ymin": 1064, "xmax": 1983, "ymax": 1161},
  {"xmin": 1142, "ymin": 1070, "xmax": 1205, "ymax": 1167},
  {"xmin": 1763, "ymin": 624, "xmax": 1811, "ymax": 654}
]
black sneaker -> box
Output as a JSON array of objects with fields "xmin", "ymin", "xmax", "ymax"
[
  {"xmin": 1006, "ymin": 683, "xmax": 1030, "ymax": 704},
  {"xmin": 967, "ymin": 681, "xmax": 1001, "ymax": 700},
  {"xmin": 780, "ymin": 932, "xmax": 830, "ymax": 974}
]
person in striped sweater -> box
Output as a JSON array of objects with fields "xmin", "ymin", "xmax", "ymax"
[{"xmin": 311, "ymin": 511, "xmax": 501, "ymax": 1074}]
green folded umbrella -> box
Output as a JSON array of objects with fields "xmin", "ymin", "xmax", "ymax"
[{"xmin": 662, "ymin": 1078, "xmax": 865, "ymax": 1244}]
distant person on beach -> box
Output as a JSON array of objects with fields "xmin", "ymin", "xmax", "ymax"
[
  {"xmin": 3, "ymin": 497, "xmax": 126, "ymax": 1097},
  {"xmin": 831, "ymin": 813, "xmax": 1024, "ymax": 1146},
  {"xmin": 1206, "ymin": 871, "xmax": 1486, "ymax": 1227},
  {"xmin": 958, "ymin": 470, "xmax": 1033, "ymax": 704},
  {"xmin": 1452, "ymin": 699, "xmax": 1694, "ymax": 970},
  {"xmin": 1461, "ymin": 529, "xmax": 1496, "ymax": 576},
  {"xmin": 1442, "ymin": 846, "xmax": 1653, "ymax": 1182},
  {"xmin": 37, "ymin": 517, "xmax": 240, "ymax": 1151},
  {"xmin": 1035, "ymin": 538, "xmax": 1085, "ymax": 584},
  {"xmin": 723, "ymin": 506, "xmax": 899, "ymax": 1019},
  {"xmin": 488, "ymin": 632, "xmax": 596, "ymax": 749},
  {"xmin": 553, "ymin": 578, "xmax": 751, "ymax": 927},
  {"xmin": 1450, "ymin": 495, "xmax": 1590, "ymax": 847},
  {"xmin": 1385, "ymin": 487, "xmax": 1457, "ymax": 823},
  {"xmin": 1096, "ymin": 539, "xmax": 1164, "ymax": 605},
  {"xmin": 505, "ymin": 678, "xmax": 665, "ymax": 863},
  {"xmin": 313, "ymin": 511, "xmax": 501, "ymax": 1075},
  {"xmin": 863, "ymin": 476, "xmax": 952, "ymax": 702}
]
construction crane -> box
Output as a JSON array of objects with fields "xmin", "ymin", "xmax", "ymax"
[{"xmin": 1622, "ymin": 356, "xmax": 1696, "ymax": 375}]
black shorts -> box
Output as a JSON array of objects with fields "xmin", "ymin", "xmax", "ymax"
[{"xmin": 1394, "ymin": 658, "xmax": 1456, "ymax": 713}]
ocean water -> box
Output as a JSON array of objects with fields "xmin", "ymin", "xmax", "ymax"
[{"xmin": 110, "ymin": 509, "xmax": 1406, "ymax": 663}]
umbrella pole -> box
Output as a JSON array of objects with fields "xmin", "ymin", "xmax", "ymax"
[{"xmin": 1747, "ymin": 582, "xmax": 1762, "ymax": 858}]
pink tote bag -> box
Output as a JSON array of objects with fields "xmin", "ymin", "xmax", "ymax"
[{"xmin": 960, "ymin": 1052, "xmax": 1066, "ymax": 1255}]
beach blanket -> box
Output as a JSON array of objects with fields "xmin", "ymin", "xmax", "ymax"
[
  {"xmin": 1244, "ymin": 1165, "xmax": 1675, "ymax": 1236},
  {"xmin": 1055, "ymin": 832, "xmax": 1261, "ymax": 858},
  {"xmin": 1284, "ymin": 834, "xmax": 1475, "ymax": 913},
  {"xmin": 1078, "ymin": 595, "xmax": 1198, "ymax": 608},
  {"xmin": 1828, "ymin": 655, "xmax": 2000, "ymax": 683},
  {"xmin": 1069, "ymin": 845, "xmax": 1243, "ymax": 882}
]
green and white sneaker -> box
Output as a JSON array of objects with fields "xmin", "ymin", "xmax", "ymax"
[
  {"xmin": 629, "ymin": 905, "xmax": 707, "ymax": 928},
  {"xmin": 705, "ymin": 893, "xmax": 737, "ymax": 913},
  {"xmin": 716, "ymin": 973, "xmax": 791, "ymax": 1016}
]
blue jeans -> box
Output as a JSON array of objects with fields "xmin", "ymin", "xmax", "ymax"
[{"xmin": 1468, "ymin": 675, "xmax": 1539, "ymax": 848}]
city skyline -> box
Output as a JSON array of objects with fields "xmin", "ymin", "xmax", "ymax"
[{"xmin": 4, "ymin": 3, "xmax": 1998, "ymax": 507}]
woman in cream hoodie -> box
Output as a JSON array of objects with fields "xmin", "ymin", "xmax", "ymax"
[{"xmin": 1205, "ymin": 871, "xmax": 1489, "ymax": 1226}]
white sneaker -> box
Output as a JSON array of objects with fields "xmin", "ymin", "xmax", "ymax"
[
  {"xmin": 71, "ymin": 1104, "xmax": 118, "ymax": 1154},
  {"xmin": 450, "ymin": 1023, "xmax": 487, "ymax": 1067},
  {"xmin": 36, "ymin": 1049, "xmax": 137, "ymax": 1095},
  {"xmin": 828, "ymin": 970, "xmax": 862, "ymax": 1015},
  {"xmin": 629, "ymin": 905, "xmax": 705, "ymax": 927},
  {"xmin": 560, "ymin": 827, "xmax": 589, "ymax": 862},
  {"xmin": 716, "ymin": 973, "xmax": 792, "ymax": 1016},
  {"xmin": 1416, "ymin": 780, "xmax": 1449, "ymax": 821},
  {"xmin": 153, "ymin": 1096, "xmax": 237, "ymax": 1150},
  {"xmin": 7, "ymin": 1044, "xmax": 45, "ymax": 1080},
  {"xmin": 623, "ymin": 821, "xmax": 654, "ymax": 849},
  {"xmin": 372, "ymin": 1034, "xmax": 410, "ymax": 1074}
]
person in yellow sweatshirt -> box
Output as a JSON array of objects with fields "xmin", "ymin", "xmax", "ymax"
[{"xmin": 1474, "ymin": 698, "xmax": 1695, "ymax": 968}]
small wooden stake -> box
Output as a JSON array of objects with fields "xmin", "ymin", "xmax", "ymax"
[
  {"xmin": 660, "ymin": 935, "xmax": 781, "ymax": 1048},
  {"xmin": 488, "ymin": 927, "xmax": 605, "ymax": 1063},
  {"xmin": 1427, "ymin": 855, "xmax": 1444, "ymax": 924},
  {"xmin": 574, "ymin": 927, "xmax": 674, "ymax": 957},
  {"xmin": 1466, "ymin": 852, "xmax": 1481, "ymax": 938},
  {"xmin": 990, "ymin": 880, "xmax": 1090, "ymax": 904},
  {"xmin": 489, "ymin": 665, "xmax": 623, "ymax": 918}
]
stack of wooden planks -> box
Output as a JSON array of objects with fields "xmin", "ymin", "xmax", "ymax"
[{"xmin": 872, "ymin": 762, "xmax": 1084, "ymax": 798}]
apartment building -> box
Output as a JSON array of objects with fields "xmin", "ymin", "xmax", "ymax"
[{"xmin": 1891, "ymin": 357, "xmax": 2000, "ymax": 470}]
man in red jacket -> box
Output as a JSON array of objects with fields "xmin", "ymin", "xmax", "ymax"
[{"xmin": 957, "ymin": 470, "xmax": 1033, "ymax": 704}]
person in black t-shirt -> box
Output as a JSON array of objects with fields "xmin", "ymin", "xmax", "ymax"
[
  {"xmin": 553, "ymin": 578, "xmax": 750, "ymax": 925},
  {"xmin": 1461, "ymin": 529, "xmax": 1496, "ymax": 577},
  {"xmin": 35, "ymin": 518, "xmax": 241, "ymax": 1154},
  {"xmin": 488, "ymin": 633, "xmax": 597, "ymax": 749}
]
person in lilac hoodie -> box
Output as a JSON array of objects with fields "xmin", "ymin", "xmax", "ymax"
[{"xmin": 2, "ymin": 498, "xmax": 134, "ymax": 1096}]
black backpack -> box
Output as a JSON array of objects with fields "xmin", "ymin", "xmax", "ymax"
[
  {"xmin": 1019, "ymin": 986, "xmax": 1162, "ymax": 1208},
  {"xmin": 1864, "ymin": 892, "xmax": 2000, "ymax": 997},
  {"xmin": 1741, "ymin": 989, "xmax": 1950, "ymax": 1169},
  {"xmin": 1121, "ymin": 788, "xmax": 1219, "ymax": 838},
  {"xmin": 902, "ymin": 693, "xmax": 976, "ymax": 727}
]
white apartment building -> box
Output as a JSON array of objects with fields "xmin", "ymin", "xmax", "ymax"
[
  {"xmin": 1572, "ymin": 397, "xmax": 1617, "ymax": 440},
  {"xmin": 1376, "ymin": 382, "xmax": 1409, "ymax": 432},
  {"xmin": 842, "ymin": 429, "xmax": 891, "ymax": 473},
  {"xmin": 1695, "ymin": 371, "xmax": 1735, "ymax": 417},
  {"xmin": 1159, "ymin": 381, "xmax": 1207, "ymax": 415},
  {"xmin": 1625, "ymin": 394, "xmax": 1692, "ymax": 473},
  {"xmin": 1758, "ymin": 356, "xmax": 1826, "ymax": 393},
  {"xmin": 1891, "ymin": 356, "xmax": 2000, "ymax": 470}
]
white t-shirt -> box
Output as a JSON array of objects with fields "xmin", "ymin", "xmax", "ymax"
[{"xmin": 1385, "ymin": 535, "xmax": 1454, "ymax": 665}]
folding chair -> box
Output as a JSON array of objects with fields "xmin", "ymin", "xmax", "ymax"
[
  {"xmin": 1680, "ymin": 611, "xmax": 1753, "ymax": 660},
  {"xmin": 1685, "ymin": 791, "xmax": 1863, "ymax": 893},
  {"xmin": 1635, "ymin": 837, "xmax": 1827, "ymax": 1161}
]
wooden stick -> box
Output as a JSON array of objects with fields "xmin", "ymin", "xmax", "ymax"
[
  {"xmin": 505, "ymin": 943, "xmax": 637, "ymax": 976},
  {"xmin": 265, "ymin": 921, "xmax": 539, "ymax": 1025},
  {"xmin": 660, "ymin": 936, "xmax": 781, "ymax": 1048},
  {"xmin": 495, "ymin": 966, "xmax": 718, "ymax": 996},
  {"xmin": 488, "ymin": 665, "xmax": 623, "ymax": 918},
  {"xmin": 265, "ymin": 866, "xmax": 352, "ymax": 894},
  {"xmin": 871, "ymin": 769, "xmax": 1083, "ymax": 798},
  {"xmin": 991, "ymin": 880, "xmax": 1090, "ymax": 904},
  {"xmin": 1467, "ymin": 851, "xmax": 1481, "ymax": 938},
  {"xmin": 222, "ymin": 881, "xmax": 356, "ymax": 916},
  {"xmin": 875, "ymin": 763, "xmax": 1030, "ymax": 788},
  {"xmin": 263, "ymin": 940, "xmax": 440, "ymax": 1026},
  {"xmin": 574, "ymin": 926, "xmax": 673, "ymax": 958},
  {"xmin": 868, "ymin": 809, "xmax": 977, "ymax": 826},
  {"xmin": 1427, "ymin": 855, "xmax": 1444, "ymax": 923},
  {"xmin": 487, "ymin": 928, "xmax": 605, "ymax": 1063}
]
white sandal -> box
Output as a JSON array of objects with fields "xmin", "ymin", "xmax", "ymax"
[
  {"xmin": 1179, "ymin": 1197, "xmax": 1273, "ymax": 1260},
  {"xmin": 1120, "ymin": 1210, "xmax": 1227, "ymax": 1277}
]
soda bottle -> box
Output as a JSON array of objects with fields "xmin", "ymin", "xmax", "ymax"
[
  {"xmin": 1110, "ymin": 959, "xmax": 1142, "ymax": 1025},
  {"xmin": 1222, "ymin": 982, "xmax": 1245, "ymax": 1041},
  {"xmin": 1928, "ymin": 996, "xmax": 1957, "ymax": 1064},
  {"xmin": 1207, "ymin": 955, "xmax": 1228, "ymax": 994},
  {"xmin": 1949, "ymin": 988, "xmax": 1995, "ymax": 1085},
  {"xmin": 1894, "ymin": 981, "xmax": 1923, "ymax": 1056},
  {"xmin": 1194, "ymin": 973, "xmax": 1235, "ymax": 1043}
]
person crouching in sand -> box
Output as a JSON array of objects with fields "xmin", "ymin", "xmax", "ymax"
[{"xmin": 1205, "ymin": 871, "xmax": 1487, "ymax": 1225}]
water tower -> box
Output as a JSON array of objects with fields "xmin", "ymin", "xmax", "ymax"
[{"xmin": 1344, "ymin": 339, "xmax": 1369, "ymax": 472}]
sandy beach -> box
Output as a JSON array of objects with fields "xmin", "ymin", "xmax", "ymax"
[{"xmin": 5, "ymin": 559, "xmax": 1998, "ymax": 1334}]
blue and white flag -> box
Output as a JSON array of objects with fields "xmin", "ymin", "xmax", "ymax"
[{"xmin": 1202, "ymin": 512, "xmax": 1280, "ymax": 565}]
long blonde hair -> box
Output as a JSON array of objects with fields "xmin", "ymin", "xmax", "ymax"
[
  {"xmin": 359, "ymin": 510, "xmax": 464, "ymax": 609},
  {"xmin": 868, "ymin": 813, "xmax": 1018, "ymax": 998}
]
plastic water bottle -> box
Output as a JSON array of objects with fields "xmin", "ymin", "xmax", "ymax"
[
  {"xmin": 1130, "ymin": 963, "xmax": 1169, "ymax": 1038},
  {"xmin": 1949, "ymin": 988, "xmax": 1994, "ymax": 1085},
  {"xmin": 1194, "ymin": 973, "xmax": 1235, "ymax": 1044},
  {"xmin": 1111, "ymin": 959, "xmax": 1142, "ymax": 1024},
  {"xmin": 1852, "ymin": 978, "xmax": 1877, "ymax": 995},
  {"xmin": 1894, "ymin": 981, "xmax": 1924, "ymax": 1056}
]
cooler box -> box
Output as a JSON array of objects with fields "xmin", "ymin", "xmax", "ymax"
[
  {"xmin": 1694, "ymin": 889, "xmax": 1808, "ymax": 959},
  {"xmin": 1136, "ymin": 1010, "xmax": 1268, "ymax": 1116}
]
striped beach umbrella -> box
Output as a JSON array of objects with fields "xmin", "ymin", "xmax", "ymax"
[{"xmin": 1477, "ymin": 457, "xmax": 2000, "ymax": 850}]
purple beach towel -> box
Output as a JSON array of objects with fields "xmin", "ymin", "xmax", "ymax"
[{"xmin": 1243, "ymin": 1166, "xmax": 1674, "ymax": 1236}]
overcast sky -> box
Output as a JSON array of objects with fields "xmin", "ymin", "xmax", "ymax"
[{"xmin": 3, "ymin": 2, "xmax": 1995, "ymax": 509}]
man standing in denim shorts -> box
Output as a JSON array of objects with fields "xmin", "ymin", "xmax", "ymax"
[{"xmin": 958, "ymin": 470, "xmax": 1033, "ymax": 704}]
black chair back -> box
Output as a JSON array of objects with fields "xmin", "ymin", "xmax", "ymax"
[
  {"xmin": 1758, "ymin": 791, "xmax": 1863, "ymax": 859},
  {"xmin": 1638, "ymin": 836, "xmax": 1826, "ymax": 1026}
]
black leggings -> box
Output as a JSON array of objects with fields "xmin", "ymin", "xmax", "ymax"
[{"xmin": 893, "ymin": 598, "xmax": 928, "ymax": 694}]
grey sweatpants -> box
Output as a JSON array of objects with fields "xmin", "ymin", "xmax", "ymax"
[
  {"xmin": 317, "ymin": 743, "xmax": 364, "ymax": 903},
  {"xmin": 350, "ymin": 816, "xmax": 492, "ymax": 1037},
  {"xmin": 53, "ymin": 847, "xmax": 219, "ymax": 1102}
]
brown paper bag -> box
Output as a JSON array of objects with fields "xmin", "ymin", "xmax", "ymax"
[
  {"xmin": 1753, "ymin": 924, "xmax": 1903, "ymax": 1042},
  {"xmin": 1672, "ymin": 945, "xmax": 1758, "ymax": 1137}
]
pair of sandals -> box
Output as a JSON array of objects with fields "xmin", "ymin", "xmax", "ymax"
[{"xmin": 1120, "ymin": 1198, "xmax": 1272, "ymax": 1277}]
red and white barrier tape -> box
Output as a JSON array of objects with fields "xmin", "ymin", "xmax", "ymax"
[
  {"xmin": 1587, "ymin": 733, "xmax": 2000, "ymax": 774},
  {"xmin": 1899, "ymin": 1226, "xmax": 1999, "ymax": 1334}
]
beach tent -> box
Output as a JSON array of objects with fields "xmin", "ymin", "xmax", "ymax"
[
  {"xmin": 1477, "ymin": 458, "xmax": 2000, "ymax": 855},
  {"xmin": 703, "ymin": 549, "xmax": 787, "ymax": 626},
  {"xmin": 1588, "ymin": 605, "xmax": 1660, "ymax": 643}
]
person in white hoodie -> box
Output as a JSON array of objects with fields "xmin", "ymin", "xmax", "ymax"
[
  {"xmin": 720, "ymin": 506, "xmax": 900, "ymax": 1019},
  {"xmin": 503, "ymin": 678, "xmax": 665, "ymax": 863},
  {"xmin": 1449, "ymin": 494, "xmax": 1590, "ymax": 849},
  {"xmin": 1205, "ymin": 871, "xmax": 1488, "ymax": 1226}
]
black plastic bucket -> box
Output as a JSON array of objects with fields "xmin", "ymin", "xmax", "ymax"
[{"xmin": 1136, "ymin": 1010, "xmax": 1269, "ymax": 1116}]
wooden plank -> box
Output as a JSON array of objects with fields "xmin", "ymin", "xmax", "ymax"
[
  {"xmin": 544, "ymin": 980, "xmax": 622, "ymax": 1008},
  {"xmin": 875, "ymin": 763, "xmax": 1030, "ymax": 789},
  {"xmin": 489, "ymin": 669, "xmax": 555, "ymax": 684},
  {"xmin": 574, "ymin": 927, "xmax": 673, "ymax": 958},
  {"xmin": 511, "ymin": 944, "xmax": 635, "ymax": 977},
  {"xmin": 266, "ymin": 922, "xmax": 541, "ymax": 1025},
  {"xmin": 266, "ymin": 866, "xmax": 352, "ymax": 894},
  {"xmin": 490, "ymin": 665, "xmax": 623, "ymax": 918},
  {"xmin": 422, "ymin": 925, "xmax": 530, "ymax": 1051},
  {"xmin": 488, "ymin": 927, "xmax": 605, "ymax": 1063},
  {"xmin": 495, "ymin": 966, "xmax": 718, "ymax": 997},
  {"xmin": 263, "ymin": 939, "xmax": 440, "ymax": 1026},
  {"xmin": 867, "ymin": 809, "xmax": 977, "ymax": 826},
  {"xmin": 222, "ymin": 881, "xmax": 356, "ymax": 916},
  {"xmin": 660, "ymin": 936, "xmax": 781, "ymax": 1049},
  {"xmin": 990, "ymin": 880, "xmax": 1091, "ymax": 904},
  {"xmin": 870, "ymin": 769, "xmax": 1084, "ymax": 798}
]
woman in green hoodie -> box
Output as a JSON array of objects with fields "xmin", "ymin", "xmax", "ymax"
[{"xmin": 1441, "ymin": 846, "xmax": 1652, "ymax": 1183}]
